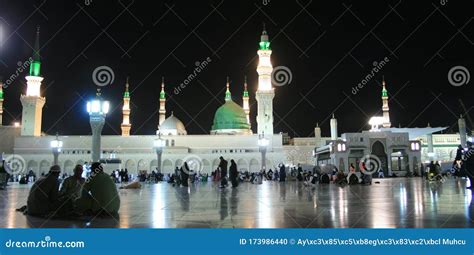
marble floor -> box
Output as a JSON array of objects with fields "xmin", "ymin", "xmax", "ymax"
[{"xmin": 0, "ymin": 178, "xmax": 473, "ymax": 228}]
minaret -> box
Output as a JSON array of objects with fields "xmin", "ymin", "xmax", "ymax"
[
  {"xmin": 314, "ymin": 123, "xmax": 322, "ymax": 147},
  {"xmin": 159, "ymin": 77, "xmax": 166, "ymax": 127},
  {"xmin": 225, "ymin": 76, "xmax": 231, "ymax": 101},
  {"xmin": 242, "ymin": 76, "xmax": 250, "ymax": 126},
  {"xmin": 121, "ymin": 77, "xmax": 131, "ymax": 136},
  {"xmin": 330, "ymin": 114, "xmax": 338, "ymax": 140},
  {"xmin": 20, "ymin": 26, "xmax": 45, "ymax": 136},
  {"xmin": 382, "ymin": 77, "xmax": 391, "ymax": 128},
  {"xmin": 0, "ymin": 81, "xmax": 4, "ymax": 126},
  {"xmin": 256, "ymin": 24, "xmax": 274, "ymax": 136}
]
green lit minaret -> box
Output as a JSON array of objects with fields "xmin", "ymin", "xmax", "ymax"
[
  {"xmin": 242, "ymin": 76, "xmax": 250, "ymax": 125},
  {"xmin": 259, "ymin": 23, "xmax": 271, "ymax": 51},
  {"xmin": 159, "ymin": 77, "xmax": 166, "ymax": 126},
  {"xmin": 30, "ymin": 26, "xmax": 41, "ymax": 77},
  {"xmin": 225, "ymin": 76, "xmax": 232, "ymax": 101},
  {"xmin": 121, "ymin": 77, "xmax": 131, "ymax": 136},
  {"xmin": 21, "ymin": 26, "xmax": 46, "ymax": 136},
  {"xmin": 381, "ymin": 76, "xmax": 391, "ymax": 128}
]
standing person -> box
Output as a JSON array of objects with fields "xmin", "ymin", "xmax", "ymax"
[
  {"xmin": 26, "ymin": 165, "xmax": 61, "ymax": 216},
  {"xmin": 219, "ymin": 156, "xmax": 228, "ymax": 188},
  {"xmin": 180, "ymin": 162, "xmax": 190, "ymax": 187},
  {"xmin": 229, "ymin": 159, "xmax": 238, "ymax": 188},
  {"xmin": 465, "ymin": 141, "xmax": 474, "ymax": 189},
  {"xmin": 279, "ymin": 164, "xmax": 286, "ymax": 182},
  {"xmin": 76, "ymin": 162, "xmax": 120, "ymax": 215}
]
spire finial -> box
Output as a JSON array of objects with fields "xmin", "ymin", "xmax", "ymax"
[
  {"xmin": 96, "ymin": 88, "xmax": 101, "ymax": 97},
  {"xmin": 332, "ymin": 113, "xmax": 335, "ymax": 119},
  {"xmin": 159, "ymin": 77, "xmax": 166, "ymax": 99},
  {"xmin": 427, "ymin": 122, "xmax": 431, "ymax": 127},
  {"xmin": 225, "ymin": 76, "xmax": 231, "ymax": 101},
  {"xmin": 243, "ymin": 76, "xmax": 249, "ymax": 98},
  {"xmin": 123, "ymin": 77, "xmax": 130, "ymax": 98},
  {"xmin": 316, "ymin": 122, "xmax": 319, "ymax": 127},
  {"xmin": 260, "ymin": 23, "xmax": 270, "ymax": 48},
  {"xmin": 29, "ymin": 26, "xmax": 41, "ymax": 76}
]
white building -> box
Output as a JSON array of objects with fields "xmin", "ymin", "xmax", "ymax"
[{"xmin": 0, "ymin": 27, "xmax": 468, "ymax": 177}]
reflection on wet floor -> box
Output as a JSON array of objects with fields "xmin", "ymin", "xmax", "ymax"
[{"xmin": 0, "ymin": 178, "xmax": 473, "ymax": 228}]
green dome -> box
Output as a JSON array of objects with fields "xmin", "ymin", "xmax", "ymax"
[{"xmin": 211, "ymin": 100, "xmax": 250, "ymax": 132}]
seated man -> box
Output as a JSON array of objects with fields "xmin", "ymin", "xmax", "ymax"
[
  {"xmin": 59, "ymin": 165, "xmax": 85, "ymax": 200},
  {"xmin": 76, "ymin": 162, "xmax": 120, "ymax": 215},
  {"xmin": 27, "ymin": 165, "xmax": 61, "ymax": 216}
]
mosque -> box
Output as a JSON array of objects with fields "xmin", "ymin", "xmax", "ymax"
[{"xmin": 0, "ymin": 27, "xmax": 469, "ymax": 177}]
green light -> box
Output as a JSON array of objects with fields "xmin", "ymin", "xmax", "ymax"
[
  {"xmin": 0, "ymin": 89, "xmax": 3, "ymax": 99},
  {"xmin": 259, "ymin": 41, "xmax": 270, "ymax": 50},
  {"xmin": 243, "ymin": 91, "xmax": 249, "ymax": 97},
  {"xmin": 124, "ymin": 91, "xmax": 130, "ymax": 98},
  {"xmin": 382, "ymin": 89, "xmax": 388, "ymax": 97},
  {"xmin": 29, "ymin": 61, "xmax": 41, "ymax": 76},
  {"xmin": 160, "ymin": 90, "xmax": 165, "ymax": 99}
]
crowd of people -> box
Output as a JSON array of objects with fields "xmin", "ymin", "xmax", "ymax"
[
  {"xmin": 14, "ymin": 162, "xmax": 120, "ymax": 218},
  {"xmin": 1, "ymin": 139, "xmax": 473, "ymax": 220}
]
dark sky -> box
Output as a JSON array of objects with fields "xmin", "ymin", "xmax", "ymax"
[{"xmin": 0, "ymin": 0, "xmax": 473, "ymax": 137}]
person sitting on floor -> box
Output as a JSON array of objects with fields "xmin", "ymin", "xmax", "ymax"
[
  {"xmin": 76, "ymin": 162, "xmax": 120, "ymax": 215},
  {"xmin": 59, "ymin": 165, "xmax": 85, "ymax": 200},
  {"xmin": 26, "ymin": 165, "xmax": 61, "ymax": 216}
]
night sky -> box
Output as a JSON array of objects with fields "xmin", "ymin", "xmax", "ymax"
[{"xmin": 0, "ymin": 0, "xmax": 473, "ymax": 137}]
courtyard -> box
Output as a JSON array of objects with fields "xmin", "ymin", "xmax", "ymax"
[{"xmin": 0, "ymin": 178, "xmax": 473, "ymax": 228}]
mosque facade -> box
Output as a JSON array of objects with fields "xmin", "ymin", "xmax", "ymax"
[{"xmin": 0, "ymin": 27, "xmax": 469, "ymax": 176}]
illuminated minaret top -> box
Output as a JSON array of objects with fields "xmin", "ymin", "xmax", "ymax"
[
  {"xmin": 242, "ymin": 76, "xmax": 250, "ymax": 126},
  {"xmin": 20, "ymin": 26, "xmax": 45, "ymax": 136},
  {"xmin": 121, "ymin": 77, "xmax": 131, "ymax": 136},
  {"xmin": 256, "ymin": 24, "xmax": 273, "ymax": 91},
  {"xmin": 381, "ymin": 77, "xmax": 391, "ymax": 128},
  {"xmin": 26, "ymin": 26, "xmax": 43, "ymax": 97},
  {"xmin": 225, "ymin": 76, "xmax": 231, "ymax": 101},
  {"xmin": 256, "ymin": 24, "xmax": 275, "ymax": 136},
  {"xmin": 159, "ymin": 77, "xmax": 166, "ymax": 127}
]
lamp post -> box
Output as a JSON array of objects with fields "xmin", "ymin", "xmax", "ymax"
[
  {"xmin": 153, "ymin": 133, "xmax": 165, "ymax": 174},
  {"xmin": 50, "ymin": 133, "xmax": 63, "ymax": 165},
  {"xmin": 87, "ymin": 89, "xmax": 109, "ymax": 162},
  {"xmin": 258, "ymin": 133, "xmax": 269, "ymax": 171}
]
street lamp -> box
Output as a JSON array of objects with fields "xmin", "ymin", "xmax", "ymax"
[
  {"xmin": 258, "ymin": 133, "xmax": 269, "ymax": 171},
  {"xmin": 87, "ymin": 89, "xmax": 109, "ymax": 162},
  {"xmin": 50, "ymin": 133, "xmax": 63, "ymax": 165},
  {"xmin": 153, "ymin": 132, "xmax": 166, "ymax": 174}
]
